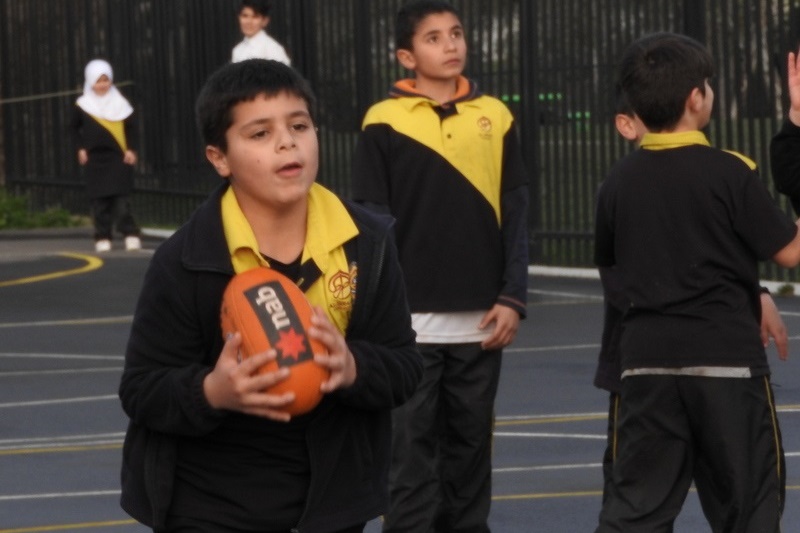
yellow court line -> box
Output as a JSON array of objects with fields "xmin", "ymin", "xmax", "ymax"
[
  {"xmin": 0, "ymin": 316, "xmax": 133, "ymax": 328},
  {"xmin": 4, "ymin": 486, "xmax": 800, "ymax": 532},
  {"xmin": 0, "ymin": 253, "xmax": 103, "ymax": 288},
  {"xmin": 0, "ymin": 520, "xmax": 136, "ymax": 533},
  {"xmin": 492, "ymin": 485, "xmax": 800, "ymax": 502},
  {"xmin": 497, "ymin": 405, "xmax": 800, "ymax": 427},
  {"xmin": 494, "ymin": 490, "xmax": 602, "ymax": 500},
  {"xmin": 497, "ymin": 415, "xmax": 606, "ymax": 427},
  {"xmin": 0, "ymin": 444, "xmax": 122, "ymax": 457}
]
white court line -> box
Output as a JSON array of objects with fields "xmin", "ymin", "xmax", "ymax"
[
  {"xmin": 5, "ymin": 452, "xmax": 800, "ymax": 502},
  {"xmin": 529, "ymin": 288, "xmax": 603, "ymax": 301},
  {"xmin": 0, "ymin": 367, "xmax": 122, "ymax": 377},
  {"xmin": 495, "ymin": 431, "xmax": 605, "ymax": 440},
  {"xmin": 0, "ymin": 395, "xmax": 117, "ymax": 409},
  {"xmin": 0, "ymin": 352, "xmax": 123, "ymax": 360},
  {"xmin": 505, "ymin": 343, "xmax": 600, "ymax": 353},
  {"xmin": 0, "ymin": 490, "xmax": 120, "ymax": 502},
  {"xmin": 498, "ymin": 407, "xmax": 800, "ymax": 420},
  {"xmin": 495, "ymin": 453, "xmax": 800, "ymax": 476},
  {"xmin": 0, "ymin": 439, "xmax": 123, "ymax": 451},
  {"xmin": 498, "ymin": 412, "xmax": 605, "ymax": 421},
  {"xmin": 495, "ymin": 463, "xmax": 601, "ymax": 473},
  {"xmin": 506, "ymin": 339, "xmax": 800, "ymax": 353},
  {"xmin": 0, "ymin": 432, "xmax": 125, "ymax": 446},
  {"xmin": 0, "ymin": 315, "xmax": 133, "ymax": 328}
]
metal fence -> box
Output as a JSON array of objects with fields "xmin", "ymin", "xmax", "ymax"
[{"xmin": 1, "ymin": 0, "xmax": 799, "ymax": 277}]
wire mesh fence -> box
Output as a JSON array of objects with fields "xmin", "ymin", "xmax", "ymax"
[{"xmin": 1, "ymin": 0, "xmax": 799, "ymax": 275}]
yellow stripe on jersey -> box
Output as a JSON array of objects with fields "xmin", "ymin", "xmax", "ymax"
[
  {"xmin": 93, "ymin": 116, "xmax": 128, "ymax": 152},
  {"xmin": 362, "ymin": 95, "xmax": 514, "ymax": 224},
  {"xmin": 722, "ymin": 150, "xmax": 758, "ymax": 170}
]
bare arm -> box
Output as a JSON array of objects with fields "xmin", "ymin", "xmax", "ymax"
[
  {"xmin": 772, "ymin": 221, "xmax": 800, "ymax": 267},
  {"xmin": 760, "ymin": 292, "xmax": 788, "ymax": 361},
  {"xmin": 787, "ymin": 50, "xmax": 800, "ymax": 126}
]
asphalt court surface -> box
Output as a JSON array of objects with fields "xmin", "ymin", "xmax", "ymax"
[{"xmin": 1, "ymin": 230, "xmax": 800, "ymax": 532}]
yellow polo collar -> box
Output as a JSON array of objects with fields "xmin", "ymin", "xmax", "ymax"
[
  {"xmin": 639, "ymin": 130, "xmax": 757, "ymax": 169},
  {"xmin": 221, "ymin": 183, "xmax": 359, "ymax": 274},
  {"xmin": 639, "ymin": 130, "xmax": 710, "ymax": 151}
]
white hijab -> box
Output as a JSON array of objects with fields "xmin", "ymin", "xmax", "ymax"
[{"xmin": 76, "ymin": 59, "xmax": 133, "ymax": 121}]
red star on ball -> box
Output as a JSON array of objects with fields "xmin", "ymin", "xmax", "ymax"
[{"xmin": 275, "ymin": 328, "xmax": 307, "ymax": 362}]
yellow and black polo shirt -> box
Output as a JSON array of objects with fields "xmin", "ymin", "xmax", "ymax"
[
  {"xmin": 352, "ymin": 77, "xmax": 529, "ymax": 316},
  {"xmin": 221, "ymin": 183, "xmax": 359, "ymax": 333},
  {"xmin": 594, "ymin": 129, "xmax": 797, "ymax": 374}
]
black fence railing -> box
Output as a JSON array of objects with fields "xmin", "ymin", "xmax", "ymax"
[{"xmin": 2, "ymin": 0, "xmax": 800, "ymax": 278}]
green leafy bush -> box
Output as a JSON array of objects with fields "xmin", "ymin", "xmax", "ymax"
[{"xmin": 0, "ymin": 189, "xmax": 83, "ymax": 229}]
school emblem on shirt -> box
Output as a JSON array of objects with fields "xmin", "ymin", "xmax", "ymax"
[
  {"xmin": 329, "ymin": 270, "xmax": 352, "ymax": 299},
  {"xmin": 328, "ymin": 262, "xmax": 357, "ymax": 301},
  {"xmin": 327, "ymin": 263, "xmax": 356, "ymax": 317},
  {"xmin": 477, "ymin": 116, "xmax": 493, "ymax": 140}
]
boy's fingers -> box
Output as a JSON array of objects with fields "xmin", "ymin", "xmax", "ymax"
[
  {"xmin": 220, "ymin": 332, "xmax": 242, "ymax": 362},
  {"xmin": 250, "ymin": 366, "xmax": 291, "ymax": 388}
]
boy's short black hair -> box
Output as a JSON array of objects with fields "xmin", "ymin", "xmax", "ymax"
[
  {"xmin": 240, "ymin": 0, "xmax": 271, "ymax": 17},
  {"xmin": 614, "ymin": 84, "xmax": 634, "ymax": 117},
  {"xmin": 395, "ymin": 0, "xmax": 460, "ymax": 51},
  {"xmin": 196, "ymin": 59, "xmax": 316, "ymax": 152},
  {"xmin": 618, "ymin": 32, "xmax": 714, "ymax": 131}
]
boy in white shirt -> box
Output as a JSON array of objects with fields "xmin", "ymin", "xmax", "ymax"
[{"xmin": 231, "ymin": 0, "xmax": 291, "ymax": 65}]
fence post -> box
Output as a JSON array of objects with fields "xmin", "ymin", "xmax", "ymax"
[
  {"xmin": 519, "ymin": 0, "xmax": 541, "ymax": 263},
  {"xmin": 683, "ymin": 0, "xmax": 706, "ymax": 43},
  {"xmin": 353, "ymin": 0, "xmax": 374, "ymax": 130}
]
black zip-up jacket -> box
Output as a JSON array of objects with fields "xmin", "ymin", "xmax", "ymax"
[{"xmin": 119, "ymin": 183, "xmax": 422, "ymax": 532}]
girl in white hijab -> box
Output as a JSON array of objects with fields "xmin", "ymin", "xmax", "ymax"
[
  {"xmin": 77, "ymin": 59, "xmax": 134, "ymax": 122},
  {"xmin": 70, "ymin": 59, "xmax": 141, "ymax": 252}
]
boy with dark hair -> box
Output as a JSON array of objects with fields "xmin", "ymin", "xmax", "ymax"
[
  {"xmin": 231, "ymin": 0, "xmax": 291, "ymax": 65},
  {"xmin": 597, "ymin": 84, "xmax": 789, "ymax": 517},
  {"xmin": 595, "ymin": 32, "xmax": 800, "ymax": 531},
  {"xmin": 351, "ymin": 1, "xmax": 529, "ymax": 531},
  {"xmin": 119, "ymin": 59, "xmax": 422, "ymax": 533}
]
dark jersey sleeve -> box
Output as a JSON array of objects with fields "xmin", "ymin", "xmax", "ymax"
[
  {"xmin": 498, "ymin": 126, "xmax": 529, "ymax": 317},
  {"xmin": 733, "ymin": 168, "xmax": 798, "ymax": 260},
  {"xmin": 351, "ymin": 123, "xmax": 392, "ymax": 207},
  {"xmin": 593, "ymin": 178, "xmax": 616, "ymax": 267}
]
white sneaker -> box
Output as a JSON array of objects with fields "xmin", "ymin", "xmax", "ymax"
[
  {"xmin": 95, "ymin": 239, "xmax": 112, "ymax": 253},
  {"xmin": 125, "ymin": 236, "xmax": 142, "ymax": 251}
]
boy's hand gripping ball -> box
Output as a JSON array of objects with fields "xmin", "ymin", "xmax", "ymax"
[{"xmin": 220, "ymin": 267, "xmax": 330, "ymax": 415}]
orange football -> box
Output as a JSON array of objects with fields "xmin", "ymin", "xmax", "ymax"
[{"xmin": 220, "ymin": 267, "xmax": 330, "ymax": 415}]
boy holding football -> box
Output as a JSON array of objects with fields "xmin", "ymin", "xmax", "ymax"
[{"xmin": 119, "ymin": 59, "xmax": 422, "ymax": 533}]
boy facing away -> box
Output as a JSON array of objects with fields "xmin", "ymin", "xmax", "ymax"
[
  {"xmin": 598, "ymin": 85, "xmax": 789, "ymax": 525},
  {"xmin": 231, "ymin": 0, "xmax": 291, "ymax": 65},
  {"xmin": 119, "ymin": 59, "xmax": 422, "ymax": 533},
  {"xmin": 351, "ymin": 1, "xmax": 529, "ymax": 531},
  {"xmin": 594, "ymin": 32, "xmax": 800, "ymax": 531}
]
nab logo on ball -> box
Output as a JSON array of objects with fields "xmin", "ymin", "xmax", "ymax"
[
  {"xmin": 221, "ymin": 267, "xmax": 329, "ymax": 415},
  {"xmin": 246, "ymin": 282, "xmax": 312, "ymax": 367}
]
